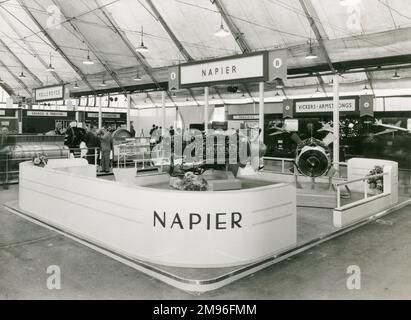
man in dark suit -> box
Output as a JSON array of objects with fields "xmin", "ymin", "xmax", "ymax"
[
  {"xmin": 0, "ymin": 126, "xmax": 11, "ymax": 189},
  {"xmin": 98, "ymin": 126, "xmax": 113, "ymax": 173},
  {"xmin": 84, "ymin": 125, "xmax": 100, "ymax": 165}
]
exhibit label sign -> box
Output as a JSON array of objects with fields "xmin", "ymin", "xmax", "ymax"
[
  {"xmin": 34, "ymin": 85, "xmax": 64, "ymax": 103},
  {"xmin": 87, "ymin": 113, "xmax": 121, "ymax": 119},
  {"xmin": 27, "ymin": 111, "xmax": 67, "ymax": 117},
  {"xmin": 180, "ymin": 53, "xmax": 265, "ymax": 87},
  {"xmin": 295, "ymin": 99, "xmax": 356, "ymax": 113},
  {"xmin": 232, "ymin": 115, "xmax": 259, "ymax": 120}
]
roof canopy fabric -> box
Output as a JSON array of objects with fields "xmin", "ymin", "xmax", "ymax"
[{"xmin": 0, "ymin": 0, "xmax": 410, "ymax": 105}]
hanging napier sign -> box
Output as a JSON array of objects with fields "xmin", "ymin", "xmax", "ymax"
[
  {"xmin": 178, "ymin": 52, "xmax": 268, "ymax": 88},
  {"xmin": 34, "ymin": 85, "xmax": 65, "ymax": 103},
  {"xmin": 295, "ymin": 98, "xmax": 356, "ymax": 113}
]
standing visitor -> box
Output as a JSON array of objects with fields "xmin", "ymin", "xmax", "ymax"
[
  {"xmin": 98, "ymin": 127, "xmax": 113, "ymax": 173},
  {"xmin": 84, "ymin": 125, "xmax": 100, "ymax": 165},
  {"xmin": 130, "ymin": 122, "xmax": 136, "ymax": 138}
]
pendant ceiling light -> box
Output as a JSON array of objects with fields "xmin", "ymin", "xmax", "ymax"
[
  {"xmin": 83, "ymin": 50, "xmax": 94, "ymax": 65},
  {"xmin": 100, "ymin": 76, "xmax": 107, "ymax": 87},
  {"xmin": 46, "ymin": 52, "xmax": 55, "ymax": 72},
  {"xmin": 391, "ymin": 70, "xmax": 401, "ymax": 80},
  {"xmin": 171, "ymin": 91, "xmax": 176, "ymax": 97},
  {"xmin": 275, "ymin": 91, "xmax": 280, "ymax": 96},
  {"xmin": 73, "ymin": 82, "xmax": 79, "ymax": 89},
  {"xmin": 0, "ymin": 76, "xmax": 4, "ymax": 84},
  {"xmin": 214, "ymin": 14, "xmax": 230, "ymax": 37},
  {"xmin": 315, "ymin": 85, "xmax": 321, "ymax": 93},
  {"xmin": 19, "ymin": 68, "xmax": 26, "ymax": 78},
  {"xmin": 136, "ymin": 26, "xmax": 149, "ymax": 53},
  {"xmin": 133, "ymin": 71, "xmax": 142, "ymax": 81},
  {"xmin": 305, "ymin": 38, "xmax": 318, "ymax": 60}
]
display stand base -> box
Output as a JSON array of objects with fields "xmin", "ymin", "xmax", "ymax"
[{"xmin": 4, "ymin": 199, "xmax": 410, "ymax": 294}]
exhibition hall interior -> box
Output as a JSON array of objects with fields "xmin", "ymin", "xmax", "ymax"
[{"xmin": 0, "ymin": 0, "xmax": 411, "ymax": 300}]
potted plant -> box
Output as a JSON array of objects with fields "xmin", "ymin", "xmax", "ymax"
[{"xmin": 367, "ymin": 165, "xmax": 384, "ymax": 194}]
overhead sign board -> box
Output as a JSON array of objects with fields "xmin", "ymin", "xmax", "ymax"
[
  {"xmin": 34, "ymin": 85, "xmax": 64, "ymax": 103},
  {"xmin": 87, "ymin": 113, "xmax": 121, "ymax": 119},
  {"xmin": 295, "ymin": 99, "xmax": 356, "ymax": 113},
  {"xmin": 27, "ymin": 111, "xmax": 67, "ymax": 117},
  {"xmin": 180, "ymin": 52, "xmax": 266, "ymax": 88},
  {"xmin": 232, "ymin": 115, "xmax": 259, "ymax": 120}
]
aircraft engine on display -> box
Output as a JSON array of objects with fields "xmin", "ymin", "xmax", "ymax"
[
  {"xmin": 294, "ymin": 138, "xmax": 332, "ymax": 178},
  {"xmin": 156, "ymin": 130, "xmax": 266, "ymax": 177}
]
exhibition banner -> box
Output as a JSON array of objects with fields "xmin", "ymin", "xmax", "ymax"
[
  {"xmin": 168, "ymin": 65, "xmax": 180, "ymax": 91},
  {"xmin": 295, "ymin": 99, "xmax": 356, "ymax": 113},
  {"xmin": 283, "ymin": 99, "xmax": 294, "ymax": 118},
  {"xmin": 359, "ymin": 95, "xmax": 374, "ymax": 117},
  {"xmin": 180, "ymin": 52, "xmax": 265, "ymax": 87},
  {"xmin": 268, "ymin": 49, "xmax": 287, "ymax": 82},
  {"xmin": 34, "ymin": 85, "xmax": 64, "ymax": 102}
]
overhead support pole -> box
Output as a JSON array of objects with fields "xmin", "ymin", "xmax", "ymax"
[
  {"xmin": 204, "ymin": 86, "xmax": 209, "ymax": 130},
  {"xmin": 0, "ymin": 57, "xmax": 31, "ymax": 96},
  {"xmin": 259, "ymin": 82, "xmax": 264, "ymax": 142},
  {"xmin": 17, "ymin": 0, "xmax": 96, "ymax": 92},
  {"xmin": 98, "ymin": 95, "xmax": 102, "ymax": 129},
  {"xmin": 161, "ymin": 91, "xmax": 166, "ymax": 134},
  {"xmin": 126, "ymin": 94, "xmax": 131, "ymax": 131},
  {"xmin": 333, "ymin": 74, "xmax": 340, "ymax": 172},
  {"xmin": 0, "ymin": 8, "xmax": 63, "ymax": 84},
  {"xmin": 0, "ymin": 37, "xmax": 43, "ymax": 87}
]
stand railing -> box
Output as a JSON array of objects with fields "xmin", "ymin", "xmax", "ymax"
[
  {"xmin": 0, "ymin": 147, "xmax": 101, "ymax": 186},
  {"xmin": 334, "ymin": 172, "xmax": 388, "ymax": 209}
]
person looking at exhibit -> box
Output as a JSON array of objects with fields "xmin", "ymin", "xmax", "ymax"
[
  {"xmin": 84, "ymin": 125, "xmax": 100, "ymax": 165},
  {"xmin": 98, "ymin": 126, "xmax": 113, "ymax": 173}
]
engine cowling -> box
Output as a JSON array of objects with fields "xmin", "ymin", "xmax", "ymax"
[{"xmin": 295, "ymin": 138, "xmax": 331, "ymax": 177}]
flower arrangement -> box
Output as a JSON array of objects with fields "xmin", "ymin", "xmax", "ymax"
[
  {"xmin": 367, "ymin": 165, "xmax": 384, "ymax": 193},
  {"xmin": 170, "ymin": 172, "xmax": 209, "ymax": 191},
  {"xmin": 32, "ymin": 153, "xmax": 48, "ymax": 167}
]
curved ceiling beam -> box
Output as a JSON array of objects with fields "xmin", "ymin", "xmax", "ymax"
[
  {"xmin": 50, "ymin": 0, "xmax": 128, "ymax": 96},
  {"xmin": 0, "ymin": 7, "xmax": 63, "ymax": 84},
  {"xmin": 0, "ymin": 57, "xmax": 31, "ymax": 96},
  {"xmin": 17, "ymin": 0, "xmax": 96, "ymax": 92},
  {"xmin": 0, "ymin": 37, "xmax": 43, "ymax": 87}
]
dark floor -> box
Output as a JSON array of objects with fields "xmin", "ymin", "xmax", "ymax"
[{"xmin": 1, "ymin": 182, "xmax": 411, "ymax": 299}]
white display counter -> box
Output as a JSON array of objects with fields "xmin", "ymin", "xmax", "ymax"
[{"xmin": 18, "ymin": 159, "xmax": 297, "ymax": 268}]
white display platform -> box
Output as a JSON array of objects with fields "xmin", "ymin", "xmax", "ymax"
[{"xmin": 18, "ymin": 159, "xmax": 297, "ymax": 268}]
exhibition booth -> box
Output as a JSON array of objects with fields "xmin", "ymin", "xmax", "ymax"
[
  {"xmin": 4, "ymin": 154, "xmax": 408, "ymax": 293},
  {"xmin": 3, "ymin": 49, "xmax": 410, "ymax": 294}
]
